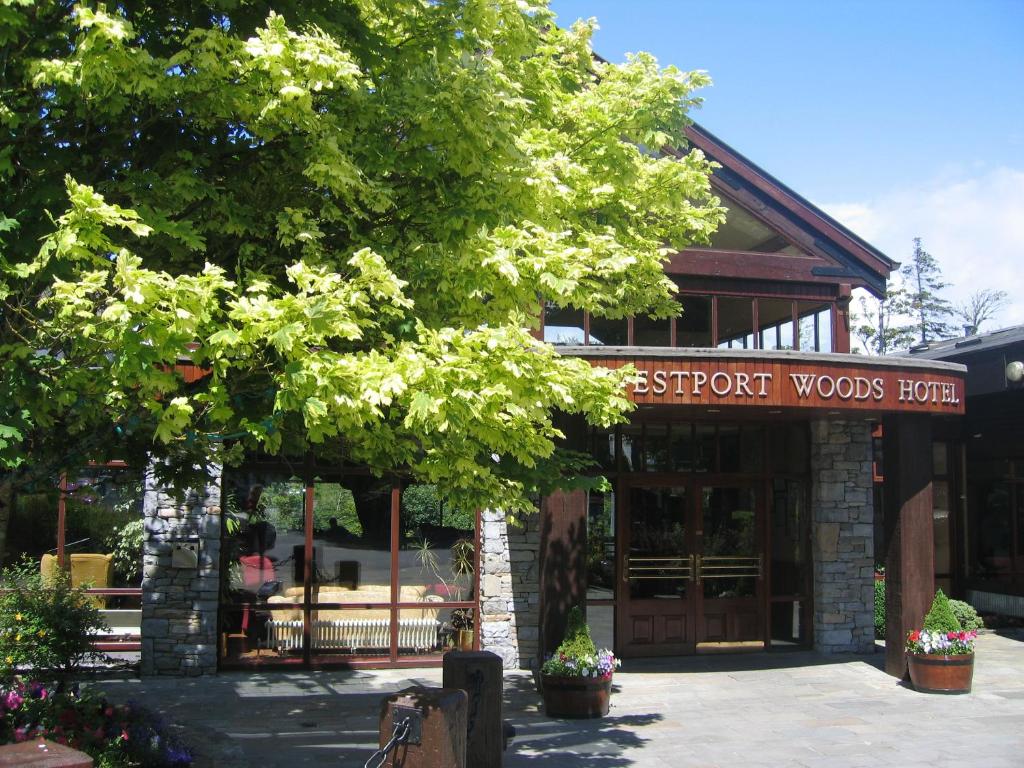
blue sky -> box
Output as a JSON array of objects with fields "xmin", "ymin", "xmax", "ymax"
[{"xmin": 550, "ymin": 0, "xmax": 1024, "ymax": 334}]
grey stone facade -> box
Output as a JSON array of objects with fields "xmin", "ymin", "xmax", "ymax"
[
  {"xmin": 141, "ymin": 466, "xmax": 222, "ymax": 676},
  {"xmin": 479, "ymin": 508, "xmax": 541, "ymax": 670},
  {"xmin": 809, "ymin": 419, "xmax": 875, "ymax": 655}
]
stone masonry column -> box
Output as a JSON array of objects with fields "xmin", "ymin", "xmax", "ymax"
[
  {"xmin": 479, "ymin": 508, "xmax": 540, "ymax": 670},
  {"xmin": 809, "ymin": 420, "xmax": 875, "ymax": 655},
  {"xmin": 141, "ymin": 465, "xmax": 222, "ymax": 676}
]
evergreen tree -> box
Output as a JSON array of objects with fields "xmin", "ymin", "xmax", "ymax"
[{"xmin": 903, "ymin": 238, "xmax": 954, "ymax": 345}]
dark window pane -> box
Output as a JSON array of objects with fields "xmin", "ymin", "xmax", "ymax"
[
  {"xmin": 627, "ymin": 486, "xmax": 689, "ymax": 600},
  {"xmin": 634, "ymin": 314, "xmax": 671, "ymax": 346},
  {"xmin": 544, "ymin": 303, "xmax": 584, "ymax": 345},
  {"xmin": 591, "ymin": 427, "xmax": 617, "ymax": 471},
  {"xmin": 586, "ymin": 491, "xmax": 616, "ymax": 599},
  {"xmin": 717, "ymin": 297, "xmax": 753, "ymax": 348},
  {"xmin": 589, "ymin": 316, "xmax": 628, "ymax": 346},
  {"xmin": 677, "ymin": 295, "xmax": 712, "ymax": 347},
  {"xmin": 671, "ymin": 423, "xmax": 694, "ymax": 472},
  {"xmin": 971, "ymin": 482, "xmax": 1011, "ymax": 583},
  {"xmin": 719, "ymin": 425, "xmax": 740, "ymax": 473},
  {"xmin": 770, "ymin": 479, "xmax": 807, "ymax": 597},
  {"xmin": 741, "ymin": 426, "xmax": 765, "ymax": 473},
  {"xmin": 643, "ymin": 424, "xmax": 671, "ymax": 472},
  {"xmin": 621, "ymin": 424, "xmax": 641, "ymax": 471},
  {"xmin": 695, "ymin": 424, "xmax": 716, "ymax": 473}
]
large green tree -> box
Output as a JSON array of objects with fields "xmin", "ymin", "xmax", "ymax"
[{"xmin": 0, "ymin": 1, "xmax": 724, "ymax": 545}]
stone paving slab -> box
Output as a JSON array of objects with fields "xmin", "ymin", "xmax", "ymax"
[{"xmin": 94, "ymin": 631, "xmax": 1024, "ymax": 767}]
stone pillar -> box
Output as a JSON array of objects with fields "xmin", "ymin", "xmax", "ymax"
[
  {"xmin": 882, "ymin": 413, "xmax": 934, "ymax": 678},
  {"xmin": 141, "ymin": 465, "xmax": 222, "ymax": 676},
  {"xmin": 809, "ymin": 420, "xmax": 875, "ymax": 655},
  {"xmin": 479, "ymin": 508, "xmax": 540, "ymax": 669}
]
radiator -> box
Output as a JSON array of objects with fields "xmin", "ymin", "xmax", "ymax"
[{"xmin": 265, "ymin": 618, "xmax": 440, "ymax": 653}]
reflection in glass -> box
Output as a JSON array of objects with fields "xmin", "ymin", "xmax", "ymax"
[
  {"xmin": 701, "ymin": 486, "xmax": 757, "ymax": 599},
  {"xmin": 671, "ymin": 423, "xmax": 694, "ymax": 472},
  {"xmin": 544, "ymin": 303, "xmax": 584, "ymax": 345},
  {"xmin": 717, "ymin": 297, "xmax": 753, "ymax": 349},
  {"xmin": 676, "ymin": 294, "xmax": 712, "ymax": 347},
  {"xmin": 587, "ymin": 604, "xmax": 615, "ymax": 650},
  {"xmin": 643, "ymin": 424, "xmax": 671, "ymax": 472},
  {"xmin": 971, "ymin": 482, "xmax": 1011, "ymax": 582},
  {"xmin": 589, "ymin": 316, "xmax": 628, "ymax": 346},
  {"xmin": 627, "ymin": 486, "xmax": 689, "ymax": 600},
  {"xmin": 758, "ymin": 299, "xmax": 794, "ymax": 350},
  {"xmin": 796, "ymin": 302, "xmax": 832, "ymax": 352},
  {"xmin": 695, "ymin": 424, "xmax": 715, "ymax": 473},
  {"xmin": 634, "ymin": 314, "xmax": 671, "ymax": 346},
  {"xmin": 770, "ymin": 479, "xmax": 806, "ymax": 597},
  {"xmin": 621, "ymin": 424, "xmax": 641, "ymax": 471},
  {"xmin": 586, "ymin": 492, "xmax": 616, "ymax": 599}
]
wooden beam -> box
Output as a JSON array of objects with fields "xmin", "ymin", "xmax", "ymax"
[
  {"xmin": 882, "ymin": 413, "xmax": 934, "ymax": 678},
  {"xmin": 539, "ymin": 490, "xmax": 587, "ymax": 655},
  {"xmin": 667, "ymin": 248, "xmax": 835, "ymax": 284}
]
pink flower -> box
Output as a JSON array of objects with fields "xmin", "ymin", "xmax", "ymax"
[
  {"xmin": 4, "ymin": 691, "xmax": 23, "ymax": 710},
  {"xmin": 13, "ymin": 727, "xmax": 28, "ymax": 743}
]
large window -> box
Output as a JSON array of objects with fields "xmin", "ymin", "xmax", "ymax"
[
  {"xmin": 543, "ymin": 294, "xmax": 837, "ymax": 351},
  {"xmin": 220, "ymin": 468, "xmax": 479, "ymax": 667},
  {"xmin": 4, "ymin": 465, "xmax": 145, "ymax": 648}
]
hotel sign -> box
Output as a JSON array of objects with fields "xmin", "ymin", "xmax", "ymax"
[{"xmin": 593, "ymin": 357, "xmax": 965, "ymax": 415}]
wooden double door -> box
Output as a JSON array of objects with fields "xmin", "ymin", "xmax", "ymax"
[{"xmin": 616, "ymin": 479, "xmax": 765, "ymax": 656}]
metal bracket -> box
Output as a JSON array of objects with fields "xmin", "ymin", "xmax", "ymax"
[{"xmin": 391, "ymin": 706, "xmax": 422, "ymax": 746}]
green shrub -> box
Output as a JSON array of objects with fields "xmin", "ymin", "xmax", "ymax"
[
  {"xmin": 922, "ymin": 589, "xmax": 961, "ymax": 633},
  {"xmin": 874, "ymin": 578, "xmax": 885, "ymax": 639},
  {"xmin": 105, "ymin": 519, "xmax": 144, "ymax": 585},
  {"xmin": 555, "ymin": 606, "xmax": 597, "ymax": 660},
  {"xmin": 949, "ymin": 598, "xmax": 984, "ymax": 631},
  {"xmin": 0, "ymin": 560, "xmax": 108, "ymax": 684}
]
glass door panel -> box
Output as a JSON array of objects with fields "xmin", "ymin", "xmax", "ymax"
[
  {"xmin": 618, "ymin": 484, "xmax": 695, "ymax": 656},
  {"xmin": 696, "ymin": 485, "xmax": 763, "ymax": 647}
]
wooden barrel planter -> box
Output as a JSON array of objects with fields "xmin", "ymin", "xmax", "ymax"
[
  {"xmin": 907, "ymin": 652, "xmax": 974, "ymax": 694},
  {"xmin": 541, "ymin": 674, "xmax": 612, "ymax": 718}
]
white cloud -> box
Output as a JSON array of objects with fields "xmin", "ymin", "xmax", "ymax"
[{"xmin": 821, "ymin": 166, "xmax": 1024, "ymax": 333}]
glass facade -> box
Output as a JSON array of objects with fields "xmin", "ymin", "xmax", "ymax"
[
  {"xmin": 543, "ymin": 294, "xmax": 837, "ymax": 351},
  {"xmin": 220, "ymin": 468, "xmax": 479, "ymax": 667}
]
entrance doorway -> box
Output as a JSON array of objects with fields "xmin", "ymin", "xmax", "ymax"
[{"xmin": 617, "ymin": 479, "xmax": 764, "ymax": 656}]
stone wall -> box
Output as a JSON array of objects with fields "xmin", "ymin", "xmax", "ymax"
[
  {"xmin": 140, "ymin": 466, "xmax": 222, "ymax": 676},
  {"xmin": 479, "ymin": 508, "xmax": 540, "ymax": 669},
  {"xmin": 809, "ymin": 420, "xmax": 875, "ymax": 655}
]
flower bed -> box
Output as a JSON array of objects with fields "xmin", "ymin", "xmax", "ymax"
[{"xmin": 0, "ymin": 678, "xmax": 191, "ymax": 767}]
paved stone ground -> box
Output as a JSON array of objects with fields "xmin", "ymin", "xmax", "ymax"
[{"xmin": 95, "ymin": 631, "xmax": 1024, "ymax": 768}]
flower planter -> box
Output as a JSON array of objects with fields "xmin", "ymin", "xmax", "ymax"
[
  {"xmin": 541, "ymin": 674, "xmax": 612, "ymax": 718},
  {"xmin": 907, "ymin": 652, "xmax": 974, "ymax": 694}
]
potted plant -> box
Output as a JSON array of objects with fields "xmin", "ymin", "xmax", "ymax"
[
  {"xmin": 905, "ymin": 589, "xmax": 977, "ymax": 694},
  {"xmin": 540, "ymin": 606, "xmax": 619, "ymax": 718}
]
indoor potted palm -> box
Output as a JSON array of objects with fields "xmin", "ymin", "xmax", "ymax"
[
  {"xmin": 540, "ymin": 606, "xmax": 619, "ymax": 718},
  {"xmin": 905, "ymin": 589, "xmax": 977, "ymax": 694}
]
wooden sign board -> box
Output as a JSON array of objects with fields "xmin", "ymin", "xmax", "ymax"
[{"xmin": 592, "ymin": 357, "xmax": 965, "ymax": 415}]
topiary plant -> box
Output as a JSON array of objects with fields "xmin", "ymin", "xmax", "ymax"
[
  {"xmin": 922, "ymin": 589, "xmax": 961, "ymax": 633},
  {"xmin": 949, "ymin": 599, "xmax": 984, "ymax": 631},
  {"xmin": 556, "ymin": 606, "xmax": 597, "ymax": 660}
]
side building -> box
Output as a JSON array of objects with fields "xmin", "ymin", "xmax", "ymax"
[{"xmin": 908, "ymin": 326, "xmax": 1024, "ymax": 620}]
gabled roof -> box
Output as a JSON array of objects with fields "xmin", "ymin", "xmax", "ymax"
[{"xmin": 682, "ymin": 123, "xmax": 896, "ymax": 297}]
